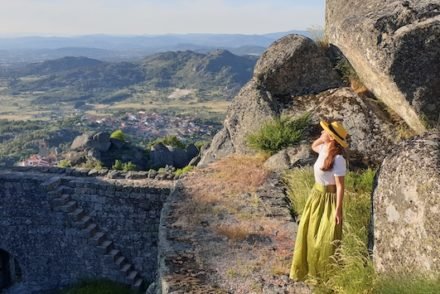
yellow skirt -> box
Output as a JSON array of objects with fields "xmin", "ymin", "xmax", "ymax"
[{"xmin": 289, "ymin": 183, "xmax": 343, "ymax": 281}]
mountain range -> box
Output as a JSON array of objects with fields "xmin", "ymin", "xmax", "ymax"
[
  {"xmin": 0, "ymin": 31, "xmax": 309, "ymax": 64},
  {"xmin": 4, "ymin": 49, "xmax": 258, "ymax": 104}
]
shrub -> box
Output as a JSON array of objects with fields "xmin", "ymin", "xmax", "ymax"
[
  {"xmin": 174, "ymin": 165, "xmax": 194, "ymax": 177},
  {"xmin": 57, "ymin": 159, "xmax": 72, "ymax": 168},
  {"xmin": 59, "ymin": 278, "xmax": 135, "ymax": 294},
  {"xmin": 147, "ymin": 135, "xmax": 185, "ymax": 149},
  {"xmin": 122, "ymin": 161, "xmax": 136, "ymax": 172},
  {"xmin": 246, "ymin": 112, "xmax": 311, "ymax": 155},
  {"xmin": 80, "ymin": 159, "xmax": 103, "ymax": 170},
  {"xmin": 110, "ymin": 129, "xmax": 125, "ymax": 142},
  {"xmin": 112, "ymin": 159, "xmax": 123, "ymax": 170}
]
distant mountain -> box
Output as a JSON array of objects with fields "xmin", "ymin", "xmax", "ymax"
[
  {"xmin": 0, "ymin": 31, "xmax": 309, "ymax": 63},
  {"xmin": 7, "ymin": 49, "xmax": 257, "ymax": 104},
  {"xmin": 0, "ymin": 31, "xmax": 310, "ymax": 50}
]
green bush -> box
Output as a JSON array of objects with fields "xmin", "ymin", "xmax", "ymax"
[
  {"xmin": 80, "ymin": 159, "xmax": 103, "ymax": 170},
  {"xmin": 110, "ymin": 129, "xmax": 125, "ymax": 142},
  {"xmin": 57, "ymin": 159, "xmax": 72, "ymax": 168},
  {"xmin": 194, "ymin": 140, "xmax": 208, "ymax": 150},
  {"xmin": 246, "ymin": 112, "xmax": 311, "ymax": 155},
  {"xmin": 112, "ymin": 159, "xmax": 123, "ymax": 170},
  {"xmin": 147, "ymin": 135, "xmax": 185, "ymax": 149},
  {"xmin": 58, "ymin": 278, "xmax": 135, "ymax": 294},
  {"xmin": 122, "ymin": 161, "xmax": 136, "ymax": 172},
  {"xmin": 174, "ymin": 165, "xmax": 194, "ymax": 177}
]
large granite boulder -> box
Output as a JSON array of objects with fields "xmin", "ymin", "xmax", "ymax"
[
  {"xmin": 326, "ymin": 0, "xmax": 440, "ymax": 133},
  {"xmin": 148, "ymin": 143, "xmax": 200, "ymax": 169},
  {"xmin": 254, "ymin": 34, "xmax": 341, "ymax": 96},
  {"xmin": 198, "ymin": 34, "xmax": 342, "ymax": 166},
  {"xmin": 66, "ymin": 131, "xmax": 149, "ymax": 170},
  {"xmin": 280, "ymin": 87, "xmax": 410, "ymax": 166},
  {"xmin": 370, "ymin": 130, "xmax": 440, "ymax": 274},
  {"xmin": 148, "ymin": 143, "xmax": 174, "ymax": 169},
  {"xmin": 70, "ymin": 132, "xmax": 111, "ymax": 152}
]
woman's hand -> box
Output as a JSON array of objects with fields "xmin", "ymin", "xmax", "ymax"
[{"xmin": 335, "ymin": 207, "xmax": 343, "ymax": 225}]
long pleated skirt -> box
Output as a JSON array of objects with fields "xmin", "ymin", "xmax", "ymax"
[{"xmin": 289, "ymin": 182, "xmax": 343, "ymax": 281}]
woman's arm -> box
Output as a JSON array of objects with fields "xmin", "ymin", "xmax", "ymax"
[
  {"xmin": 334, "ymin": 175, "xmax": 344, "ymax": 225},
  {"xmin": 311, "ymin": 136, "xmax": 325, "ymax": 153}
]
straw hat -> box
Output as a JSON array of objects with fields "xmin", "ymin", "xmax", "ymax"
[{"xmin": 320, "ymin": 120, "xmax": 349, "ymax": 148}]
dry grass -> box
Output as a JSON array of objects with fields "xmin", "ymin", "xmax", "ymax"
[
  {"xmin": 215, "ymin": 223, "xmax": 255, "ymax": 241},
  {"xmin": 167, "ymin": 154, "xmax": 311, "ymax": 293},
  {"xmin": 184, "ymin": 153, "xmax": 270, "ymax": 205}
]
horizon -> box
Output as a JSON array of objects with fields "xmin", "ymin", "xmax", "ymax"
[
  {"xmin": 0, "ymin": 0, "xmax": 324, "ymax": 36},
  {"xmin": 0, "ymin": 29, "xmax": 309, "ymax": 39}
]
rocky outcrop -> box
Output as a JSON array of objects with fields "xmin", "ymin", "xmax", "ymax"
[
  {"xmin": 370, "ymin": 130, "xmax": 440, "ymax": 274},
  {"xmin": 263, "ymin": 144, "xmax": 314, "ymax": 172},
  {"xmin": 198, "ymin": 34, "xmax": 342, "ymax": 166},
  {"xmin": 66, "ymin": 132, "xmax": 199, "ymax": 170},
  {"xmin": 280, "ymin": 87, "xmax": 409, "ymax": 167},
  {"xmin": 326, "ymin": 0, "xmax": 440, "ymax": 133},
  {"xmin": 253, "ymin": 34, "xmax": 341, "ymax": 96},
  {"xmin": 148, "ymin": 143, "xmax": 199, "ymax": 169}
]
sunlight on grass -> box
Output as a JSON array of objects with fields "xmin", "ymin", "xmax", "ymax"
[{"xmin": 282, "ymin": 166, "xmax": 440, "ymax": 293}]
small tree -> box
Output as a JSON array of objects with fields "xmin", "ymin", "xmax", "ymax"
[
  {"xmin": 112, "ymin": 159, "xmax": 123, "ymax": 170},
  {"xmin": 110, "ymin": 130, "xmax": 125, "ymax": 142}
]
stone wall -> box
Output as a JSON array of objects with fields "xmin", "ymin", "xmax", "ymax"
[{"xmin": 0, "ymin": 168, "xmax": 172, "ymax": 293}]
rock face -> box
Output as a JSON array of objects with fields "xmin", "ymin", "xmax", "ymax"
[
  {"xmin": 198, "ymin": 34, "xmax": 342, "ymax": 166},
  {"xmin": 148, "ymin": 143, "xmax": 199, "ymax": 169},
  {"xmin": 370, "ymin": 130, "xmax": 440, "ymax": 274},
  {"xmin": 326, "ymin": 0, "xmax": 440, "ymax": 133},
  {"xmin": 254, "ymin": 34, "xmax": 341, "ymax": 96},
  {"xmin": 281, "ymin": 87, "xmax": 408, "ymax": 166},
  {"xmin": 66, "ymin": 132, "xmax": 199, "ymax": 170},
  {"xmin": 68, "ymin": 132, "xmax": 149, "ymax": 170}
]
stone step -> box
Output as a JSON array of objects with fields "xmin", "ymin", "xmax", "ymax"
[
  {"xmin": 60, "ymin": 200, "xmax": 77, "ymax": 213},
  {"xmin": 108, "ymin": 249, "xmax": 122, "ymax": 261},
  {"xmin": 115, "ymin": 256, "xmax": 126, "ymax": 267},
  {"xmin": 121, "ymin": 263, "xmax": 133, "ymax": 274},
  {"xmin": 75, "ymin": 215, "xmax": 92, "ymax": 229},
  {"xmin": 127, "ymin": 270, "xmax": 139, "ymax": 281},
  {"xmin": 92, "ymin": 231, "xmax": 106, "ymax": 244},
  {"xmin": 52, "ymin": 194, "xmax": 71, "ymax": 207},
  {"xmin": 84, "ymin": 223, "xmax": 98, "ymax": 236},
  {"xmin": 97, "ymin": 240, "xmax": 113, "ymax": 254},
  {"xmin": 69, "ymin": 208, "xmax": 85, "ymax": 221},
  {"xmin": 132, "ymin": 278, "xmax": 144, "ymax": 290}
]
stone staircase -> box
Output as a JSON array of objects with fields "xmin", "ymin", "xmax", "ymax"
[{"xmin": 46, "ymin": 182, "xmax": 147, "ymax": 292}]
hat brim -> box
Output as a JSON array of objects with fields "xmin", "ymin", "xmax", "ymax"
[{"xmin": 320, "ymin": 121, "xmax": 349, "ymax": 148}]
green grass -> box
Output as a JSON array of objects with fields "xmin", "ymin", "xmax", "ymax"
[
  {"xmin": 374, "ymin": 272, "xmax": 440, "ymax": 294},
  {"xmin": 246, "ymin": 112, "xmax": 311, "ymax": 155},
  {"xmin": 281, "ymin": 167, "xmax": 440, "ymax": 293},
  {"xmin": 58, "ymin": 279, "xmax": 135, "ymax": 294},
  {"xmin": 174, "ymin": 165, "xmax": 195, "ymax": 176}
]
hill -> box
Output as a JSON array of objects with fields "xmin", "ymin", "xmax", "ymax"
[{"xmin": 5, "ymin": 50, "xmax": 257, "ymax": 105}]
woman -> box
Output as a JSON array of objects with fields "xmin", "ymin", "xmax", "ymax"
[{"xmin": 289, "ymin": 120, "xmax": 349, "ymax": 282}]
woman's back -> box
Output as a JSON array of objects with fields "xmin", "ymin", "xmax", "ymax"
[{"xmin": 313, "ymin": 143, "xmax": 347, "ymax": 185}]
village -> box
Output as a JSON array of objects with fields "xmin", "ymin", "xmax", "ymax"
[{"xmin": 18, "ymin": 110, "xmax": 222, "ymax": 167}]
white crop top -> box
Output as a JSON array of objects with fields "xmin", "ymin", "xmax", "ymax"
[{"xmin": 313, "ymin": 143, "xmax": 347, "ymax": 185}]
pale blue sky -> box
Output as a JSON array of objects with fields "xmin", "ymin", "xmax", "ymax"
[{"xmin": 0, "ymin": 0, "xmax": 325, "ymax": 36}]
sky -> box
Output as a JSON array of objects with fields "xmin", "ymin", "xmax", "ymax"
[{"xmin": 0, "ymin": 0, "xmax": 325, "ymax": 36}]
